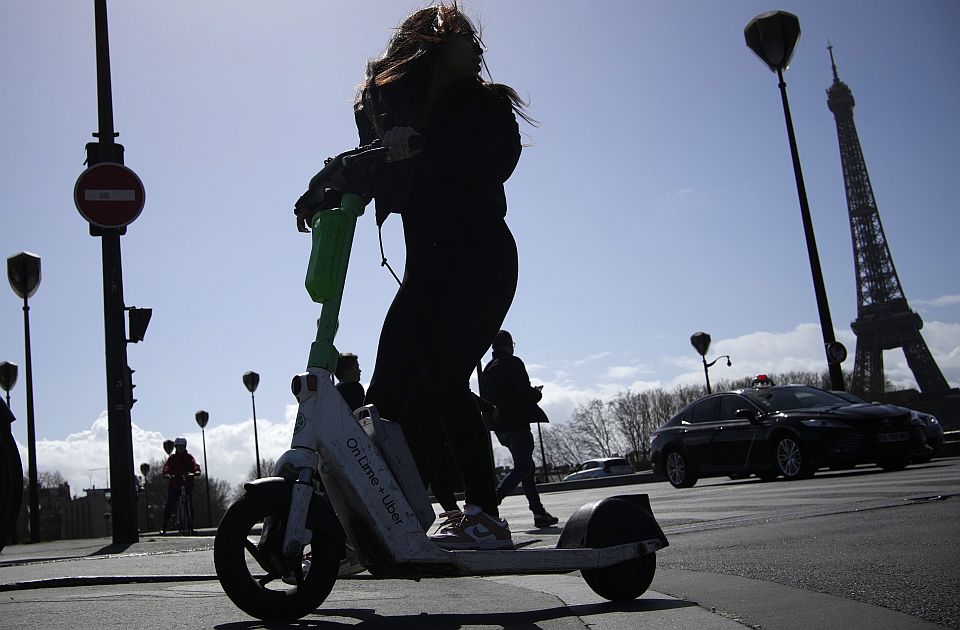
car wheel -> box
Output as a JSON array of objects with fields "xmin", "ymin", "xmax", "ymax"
[
  {"xmin": 665, "ymin": 449, "xmax": 697, "ymax": 488},
  {"xmin": 773, "ymin": 435, "xmax": 814, "ymax": 480}
]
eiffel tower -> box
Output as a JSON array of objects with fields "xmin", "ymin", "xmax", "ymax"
[{"xmin": 825, "ymin": 46, "xmax": 955, "ymax": 407}]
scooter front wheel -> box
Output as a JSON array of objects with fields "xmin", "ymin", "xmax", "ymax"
[
  {"xmin": 214, "ymin": 489, "xmax": 338, "ymax": 621},
  {"xmin": 581, "ymin": 552, "xmax": 656, "ymax": 601}
]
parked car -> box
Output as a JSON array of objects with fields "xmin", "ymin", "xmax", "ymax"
[
  {"xmin": 831, "ymin": 391, "xmax": 944, "ymax": 461},
  {"xmin": 650, "ymin": 382, "xmax": 931, "ymax": 488},
  {"xmin": 562, "ymin": 457, "xmax": 634, "ymax": 481}
]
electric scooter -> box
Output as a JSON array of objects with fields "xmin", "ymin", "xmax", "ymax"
[{"xmin": 213, "ymin": 142, "xmax": 669, "ymax": 622}]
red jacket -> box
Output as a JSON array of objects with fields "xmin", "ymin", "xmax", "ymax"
[{"xmin": 162, "ymin": 452, "xmax": 201, "ymax": 487}]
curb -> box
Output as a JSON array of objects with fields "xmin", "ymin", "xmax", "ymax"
[{"xmin": 0, "ymin": 574, "xmax": 219, "ymax": 592}]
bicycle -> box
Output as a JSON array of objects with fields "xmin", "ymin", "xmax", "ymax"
[
  {"xmin": 166, "ymin": 472, "xmax": 199, "ymax": 536},
  {"xmin": 213, "ymin": 141, "xmax": 669, "ymax": 621}
]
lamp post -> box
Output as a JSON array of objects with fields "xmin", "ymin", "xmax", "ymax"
[
  {"xmin": 139, "ymin": 462, "xmax": 150, "ymax": 532},
  {"xmin": 744, "ymin": 11, "xmax": 846, "ymax": 391},
  {"xmin": 0, "ymin": 362, "xmax": 17, "ymax": 407},
  {"xmin": 690, "ymin": 332, "xmax": 732, "ymax": 395},
  {"xmin": 242, "ymin": 372, "xmax": 261, "ymax": 478},
  {"xmin": 7, "ymin": 252, "xmax": 41, "ymax": 543},
  {"xmin": 195, "ymin": 410, "xmax": 212, "ymax": 528}
]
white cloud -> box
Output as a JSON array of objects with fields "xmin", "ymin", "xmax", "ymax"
[
  {"xmin": 17, "ymin": 405, "xmax": 302, "ymax": 499},
  {"xmin": 601, "ymin": 365, "xmax": 644, "ymax": 380},
  {"xmin": 914, "ymin": 294, "xmax": 960, "ymax": 308}
]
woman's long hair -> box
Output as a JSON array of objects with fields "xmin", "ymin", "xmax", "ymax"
[{"xmin": 357, "ymin": 3, "xmax": 534, "ymax": 131}]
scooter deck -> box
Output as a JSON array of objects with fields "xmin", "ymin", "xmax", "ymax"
[{"xmin": 363, "ymin": 540, "xmax": 654, "ymax": 579}]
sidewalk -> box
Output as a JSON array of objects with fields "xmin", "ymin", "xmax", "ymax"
[
  {"xmin": 1, "ymin": 533, "xmax": 749, "ymax": 630},
  {"xmin": 3, "ymin": 525, "xmax": 943, "ymax": 629}
]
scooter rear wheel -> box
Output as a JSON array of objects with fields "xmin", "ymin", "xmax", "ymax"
[
  {"xmin": 214, "ymin": 489, "xmax": 338, "ymax": 621},
  {"xmin": 581, "ymin": 552, "xmax": 656, "ymax": 601}
]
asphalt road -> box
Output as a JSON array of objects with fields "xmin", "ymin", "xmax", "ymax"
[
  {"xmin": 2, "ymin": 457, "xmax": 957, "ymax": 629},
  {"xmin": 661, "ymin": 462, "xmax": 959, "ymax": 628},
  {"xmin": 504, "ymin": 456, "xmax": 959, "ymax": 628}
]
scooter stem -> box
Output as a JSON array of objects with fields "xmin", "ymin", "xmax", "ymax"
[{"xmin": 305, "ymin": 192, "xmax": 365, "ymax": 371}]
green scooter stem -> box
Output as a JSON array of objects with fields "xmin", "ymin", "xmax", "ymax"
[{"xmin": 305, "ymin": 193, "xmax": 366, "ymax": 372}]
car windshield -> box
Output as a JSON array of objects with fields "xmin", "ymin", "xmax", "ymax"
[{"xmin": 742, "ymin": 386, "xmax": 849, "ymax": 412}]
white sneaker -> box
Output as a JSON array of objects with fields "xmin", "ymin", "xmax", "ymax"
[{"xmin": 429, "ymin": 504, "xmax": 513, "ymax": 550}]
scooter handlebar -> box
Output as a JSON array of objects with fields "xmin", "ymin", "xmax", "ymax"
[{"xmin": 294, "ymin": 137, "xmax": 426, "ymax": 231}]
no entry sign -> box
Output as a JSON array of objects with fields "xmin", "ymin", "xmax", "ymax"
[{"xmin": 74, "ymin": 162, "xmax": 145, "ymax": 228}]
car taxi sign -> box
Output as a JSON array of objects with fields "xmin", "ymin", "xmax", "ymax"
[{"xmin": 74, "ymin": 162, "xmax": 145, "ymax": 228}]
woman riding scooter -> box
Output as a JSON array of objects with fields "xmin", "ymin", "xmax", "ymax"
[{"xmin": 356, "ymin": 3, "xmax": 532, "ymax": 550}]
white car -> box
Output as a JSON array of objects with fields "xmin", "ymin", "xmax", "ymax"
[{"xmin": 562, "ymin": 457, "xmax": 635, "ymax": 481}]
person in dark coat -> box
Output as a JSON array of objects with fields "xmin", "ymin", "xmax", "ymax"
[
  {"xmin": 480, "ymin": 330, "xmax": 558, "ymax": 528},
  {"xmin": 353, "ymin": 4, "xmax": 531, "ymax": 550},
  {"xmin": 335, "ymin": 353, "xmax": 366, "ymax": 412}
]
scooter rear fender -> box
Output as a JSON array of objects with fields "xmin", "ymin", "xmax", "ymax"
[{"xmin": 557, "ymin": 494, "xmax": 668, "ymax": 555}]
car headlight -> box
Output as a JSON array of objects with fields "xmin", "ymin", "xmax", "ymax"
[
  {"xmin": 926, "ymin": 416, "xmax": 940, "ymax": 427},
  {"xmin": 801, "ymin": 418, "xmax": 851, "ymax": 428}
]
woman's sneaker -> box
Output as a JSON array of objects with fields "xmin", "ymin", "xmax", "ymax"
[
  {"xmin": 533, "ymin": 511, "xmax": 559, "ymax": 528},
  {"xmin": 429, "ymin": 504, "xmax": 513, "ymax": 550}
]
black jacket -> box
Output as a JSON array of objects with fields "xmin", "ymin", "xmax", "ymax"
[
  {"xmin": 479, "ymin": 350, "xmax": 542, "ymax": 432},
  {"xmin": 355, "ymin": 77, "xmax": 521, "ymax": 238},
  {"xmin": 336, "ymin": 381, "xmax": 365, "ymax": 412}
]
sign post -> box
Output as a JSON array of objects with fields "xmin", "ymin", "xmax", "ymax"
[{"xmin": 77, "ymin": 0, "xmax": 143, "ymax": 545}]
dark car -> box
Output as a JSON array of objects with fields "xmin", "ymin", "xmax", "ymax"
[
  {"xmin": 831, "ymin": 391, "xmax": 944, "ymax": 461},
  {"xmin": 650, "ymin": 383, "xmax": 931, "ymax": 488}
]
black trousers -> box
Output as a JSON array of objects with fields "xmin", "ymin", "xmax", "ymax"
[{"xmin": 365, "ymin": 216, "xmax": 517, "ymax": 517}]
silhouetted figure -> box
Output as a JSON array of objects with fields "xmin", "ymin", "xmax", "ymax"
[
  {"xmin": 160, "ymin": 437, "xmax": 200, "ymax": 534},
  {"xmin": 480, "ymin": 330, "xmax": 558, "ymax": 528},
  {"xmin": 358, "ymin": 4, "xmax": 530, "ymax": 550},
  {"xmin": 335, "ymin": 353, "xmax": 366, "ymax": 412}
]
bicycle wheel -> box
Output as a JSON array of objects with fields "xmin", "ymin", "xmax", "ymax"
[{"xmin": 177, "ymin": 492, "xmax": 191, "ymax": 536}]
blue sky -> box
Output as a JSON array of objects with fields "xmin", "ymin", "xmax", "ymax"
[{"xmin": 2, "ymin": 1, "xmax": 957, "ymax": 494}]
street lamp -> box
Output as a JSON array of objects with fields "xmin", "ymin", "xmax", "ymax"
[
  {"xmin": 690, "ymin": 332, "xmax": 732, "ymax": 395},
  {"xmin": 744, "ymin": 11, "xmax": 846, "ymax": 391},
  {"xmin": 0, "ymin": 361, "xmax": 17, "ymax": 407},
  {"xmin": 139, "ymin": 462, "xmax": 150, "ymax": 532},
  {"xmin": 242, "ymin": 371, "xmax": 261, "ymax": 478},
  {"xmin": 7, "ymin": 251, "xmax": 41, "ymax": 543},
  {"xmin": 195, "ymin": 410, "xmax": 212, "ymax": 528}
]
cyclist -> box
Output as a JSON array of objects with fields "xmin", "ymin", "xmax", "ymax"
[{"xmin": 160, "ymin": 437, "xmax": 201, "ymax": 534}]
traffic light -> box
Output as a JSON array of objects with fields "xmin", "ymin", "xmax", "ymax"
[
  {"xmin": 125, "ymin": 366, "xmax": 137, "ymax": 408},
  {"xmin": 126, "ymin": 307, "xmax": 152, "ymax": 343}
]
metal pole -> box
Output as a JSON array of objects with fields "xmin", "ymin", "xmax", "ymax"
[
  {"xmin": 701, "ymin": 356, "xmax": 712, "ymax": 395},
  {"xmin": 22, "ymin": 295, "xmax": 39, "ymax": 543},
  {"xmin": 250, "ymin": 393, "xmax": 261, "ymax": 479},
  {"xmin": 91, "ymin": 0, "xmax": 137, "ymax": 544},
  {"xmin": 776, "ymin": 68, "xmax": 845, "ymax": 392},
  {"xmin": 201, "ymin": 426, "xmax": 211, "ymax": 527}
]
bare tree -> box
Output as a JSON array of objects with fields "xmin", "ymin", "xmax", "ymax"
[
  {"xmin": 608, "ymin": 391, "xmax": 651, "ymax": 467},
  {"xmin": 570, "ymin": 399, "xmax": 625, "ymax": 459},
  {"xmin": 539, "ymin": 422, "xmax": 592, "ymax": 469},
  {"xmin": 38, "ymin": 470, "xmax": 65, "ymax": 488}
]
